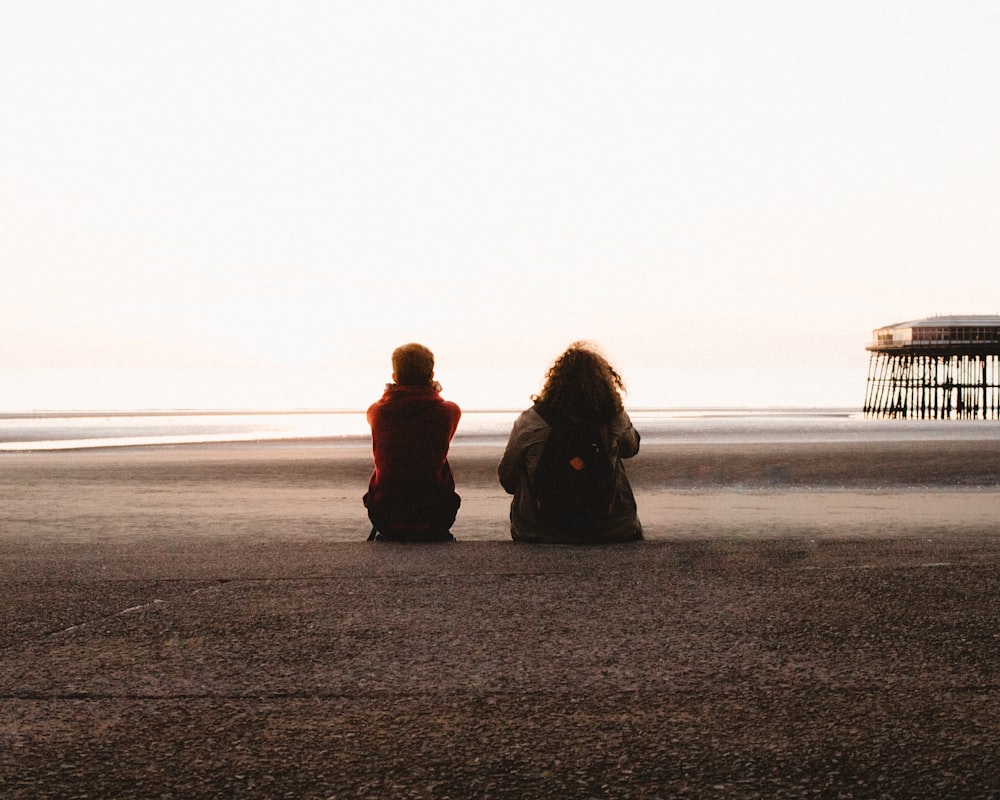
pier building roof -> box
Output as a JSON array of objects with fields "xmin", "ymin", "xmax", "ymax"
[{"xmin": 867, "ymin": 315, "xmax": 1000, "ymax": 355}]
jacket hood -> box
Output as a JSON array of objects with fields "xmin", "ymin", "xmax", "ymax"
[{"xmin": 376, "ymin": 383, "xmax": 447, "ymax": 418}]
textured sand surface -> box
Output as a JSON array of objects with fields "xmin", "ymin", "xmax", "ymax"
[
  {"xmin": 2, "ymin": 441, "xmax": 998, "ymax": 797},
  {"xmin": 2, "ymin": 439, "xmax": 999, "ymax": 542}
]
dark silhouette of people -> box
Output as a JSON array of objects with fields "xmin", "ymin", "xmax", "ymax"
[
  {"xmin": 364, "ymin": 343, "xmax": 461, "ymax": 541},
  {"xmin": 498, "ymin": 341, "xmax": 642, "ymax": 543}
]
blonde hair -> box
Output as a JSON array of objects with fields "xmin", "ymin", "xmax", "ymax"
[
  {"xmin": 392, "ymin": 343, "xmax": 435, "ymax": 386},
  {"xmin": 533, "ymin": 341, "xmax": 625, "ymax": 422}
]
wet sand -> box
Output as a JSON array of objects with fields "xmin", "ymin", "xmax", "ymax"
[
  {"xmin": 1, "ymin": 439, "xmax": 999, "ymax": 542},
  {"xmin": 2, "ymin": 440, "xmax": 999, "ymax": 797}
]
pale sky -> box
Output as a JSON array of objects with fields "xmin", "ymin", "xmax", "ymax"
[{"xmin": 3, "ymin": 2, "xmax": 999, "ymax": 411}]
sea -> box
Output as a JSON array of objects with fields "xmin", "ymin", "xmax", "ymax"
[{"xmin": 3, "ymin": 407, "xmax": 1000, "ymax": 452}]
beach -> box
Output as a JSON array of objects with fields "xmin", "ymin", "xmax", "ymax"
[
  {"xmin": 2, "ymin": 440, "xmax": 999, "ymax": 797},
  {"xmin": 2, "ymin": 439, "xmax": 1000, "ymax": 543}
]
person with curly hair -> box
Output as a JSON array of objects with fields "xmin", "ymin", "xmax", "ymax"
[
  {"xmin": 364, "ymin": 343, "xmax": 461, "ymax": 542},
  {"xmin": 498, "ymin": 342, "xmax": 642, "ymax": 543}
]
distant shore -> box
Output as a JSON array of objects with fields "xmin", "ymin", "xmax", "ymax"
[{"xmin": 2, "ymin": 440, "xmax": 998, "ymax": 543}]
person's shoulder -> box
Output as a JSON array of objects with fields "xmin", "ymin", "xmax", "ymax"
[
  {"xmin": 525, "ymin": 405, "xmax": 545, "ymax": 422},
  {"xmin": 513, "ymin": 405, "xmax": 548, "ymax": 432},
  {"xmin": 366, "ymin": 385, "xmax": 397, "ymax": 416},
  {"xmin": 610, "ymin": 407, "xmax": 634, "ymax": 428}
]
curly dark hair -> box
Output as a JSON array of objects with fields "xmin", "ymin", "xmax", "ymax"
[{"xmin": 532, "ymin": 341, "xmax": 626, "ymax": 423}]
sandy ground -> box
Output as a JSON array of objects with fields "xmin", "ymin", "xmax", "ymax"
[
  {"xmin": 1, "ymin": 439, "xmax": 999, "ymax": 542},
  {"xmin": 2, "ymin": 440, "xmax": 999, "ymax": 798}
]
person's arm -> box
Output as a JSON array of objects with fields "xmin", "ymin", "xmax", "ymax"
[
  {"xmin": 499, "ymin": 410, "xmax": 540, "ymax": 494},
  {"xmin": 445, "ymin": 401, "xmax": 462, "ymax": 441},
  {"xmin": 499, "ymin": 409, "xmax": 552, "ymax": 493},
  {"xmin": 614, "ymin": 410, "xmax": 640, "ymax": 459},
  {"xmin": 497, "ymin": 424, "xmax": 523, "ymax": 494}
]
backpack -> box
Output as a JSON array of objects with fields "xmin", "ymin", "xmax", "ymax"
[{"xmin": 532, "ymin": 412, "xmax": 617, "ymax": 534}]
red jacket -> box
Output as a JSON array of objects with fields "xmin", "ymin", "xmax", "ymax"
[{"xmin": 364, "ymin": 383, "xmax": 461, "ymax": 536}]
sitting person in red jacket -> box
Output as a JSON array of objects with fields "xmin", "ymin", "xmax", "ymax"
[{"xmin": 364, "ymin": 343, "xmax": 461, "ymax": 542}]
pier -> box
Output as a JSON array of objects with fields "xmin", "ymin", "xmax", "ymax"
[{"xmin": 864, "ymin": 315, "xmax": 1000, "ymax": 419}]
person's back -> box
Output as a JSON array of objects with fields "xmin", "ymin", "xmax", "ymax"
[
  {"xmin": 531, "ymin": 405, "xmax": 618, "ymax": 534},
  {"xmin": 364, "ymin": 343, "xmax": 461, "ymax": 541},
  {"xmin": 498, "ymin": 342, "xmax": 642, "ymax": 543}
]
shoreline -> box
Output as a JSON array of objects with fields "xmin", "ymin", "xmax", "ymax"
[
  {"xmin": 5, "ymin": 405, "xmax": 1000, "ymax": 453},
  {"xmin": 5, "ymin": 435, "xmax": 1000, "ymax": 477}
]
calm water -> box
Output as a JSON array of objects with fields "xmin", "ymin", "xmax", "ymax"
[{"xmin": 3, "ymin": 408, "xmax": 1000, "ymax": 452}]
